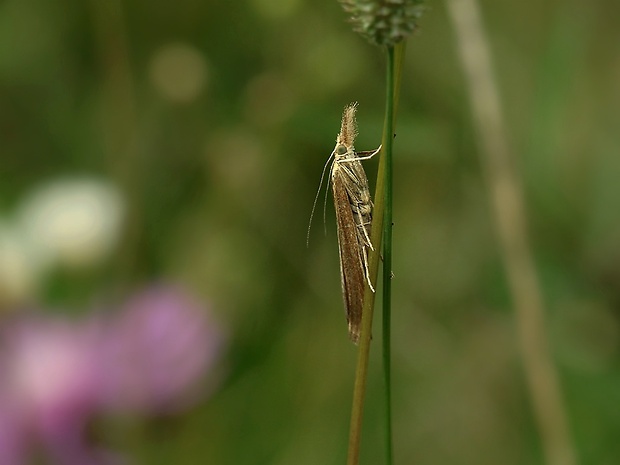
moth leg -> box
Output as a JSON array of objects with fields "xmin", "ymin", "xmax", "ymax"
[
  {"xmin": 354, "ymin": 208, "xmax": 373, "ymax": 250},
  {"xmin": 340, "ymin": 145, "xmax": 382, "ymax": 162},
  {"xmin": 361, "ymin": 247, "xmax": 375, "ymax": 292},
  {"xmin": 355, "ymin": 145, "xmax": 382, "ymax": 160}
]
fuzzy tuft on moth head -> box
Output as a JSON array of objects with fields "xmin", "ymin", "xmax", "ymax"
[{"xmin": 337, "ymin": 102, "xmax": 359, "ymax": 149}]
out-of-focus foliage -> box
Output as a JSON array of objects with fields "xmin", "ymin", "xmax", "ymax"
[{"xmin": 1, "ymin": 0, "xmax": 619, "ymax": 463}]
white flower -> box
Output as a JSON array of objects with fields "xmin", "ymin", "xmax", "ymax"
[{"xmin": 17, "ymin": 178, "xmax": 124, "ymax": 268}]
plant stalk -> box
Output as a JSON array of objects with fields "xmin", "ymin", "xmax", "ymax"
[
  {"xmin": 445, "ymin": 1, "xmax": 577, "ymax": 465},
  {"xmin": 347, "ymin": 42, "xmax": 404, "ymax": 465}
]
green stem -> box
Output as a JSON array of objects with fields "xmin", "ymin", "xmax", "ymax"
[
  {"xmin": 382, "ymin": 45, "xmax": 395, "ymax": 465},
  {"xmin": 446, "ymin": 1, "xmax": 576, "ymax": 464},
  {"xmin": 347, "ymin": 42, "xmax": 404, "ymax": 465}
]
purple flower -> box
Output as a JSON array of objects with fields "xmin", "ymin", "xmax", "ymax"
[
  {"xmin": 0, "ymin": 316, "xmax": 106, "ymax": 465},
  {"xmin": 99, "ymin": 285, "xmax": 223, "ymax": 413},
  {"xmin": 0, "ymin": 284, "xmax": 223, "ymax": 464},
  {"xmin": 3, "ymin": 319, "xmax": 101, "ymax": 433}
]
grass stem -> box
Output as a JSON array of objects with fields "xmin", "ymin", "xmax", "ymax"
[
  {"xmin": 445, "ymin": 1, "xmax": 577, "ymax": 464},
  {"xmin": 347, "ymin": 42, "xmax": 404, "ymax": 465}
]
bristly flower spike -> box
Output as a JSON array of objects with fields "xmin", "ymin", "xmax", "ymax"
[{"xmin": 339, "ymin": 0, "xmax": 426, "ymax": 47}]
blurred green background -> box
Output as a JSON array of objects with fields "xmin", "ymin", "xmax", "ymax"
[{"xmin": 2, "ymin": 0, "xmax": 620, "ymax": 464}]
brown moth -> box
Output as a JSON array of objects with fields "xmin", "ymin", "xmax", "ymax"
[{"xmin": 330, "ymin": 102, "xmax": 380, "ymax": 344}]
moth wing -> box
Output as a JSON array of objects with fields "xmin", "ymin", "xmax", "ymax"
[
  {"xmin": 332, "ymin": 166, "xmax": 365, "ymax": 344},
  {"xmin": 339, "ymin": 160, "xmax": 374, "ymax": 249}
]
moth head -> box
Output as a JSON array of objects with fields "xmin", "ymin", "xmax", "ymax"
[{"xmin": 334, "ymin": 143, "xmax": 349, "ymax": 159}]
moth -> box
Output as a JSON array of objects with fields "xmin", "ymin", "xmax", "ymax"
[{"xmin": 317, "ymin": 103, "xmax": 380, "ymax": 344}]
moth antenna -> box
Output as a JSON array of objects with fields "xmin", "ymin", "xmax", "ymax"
[
  {"xmin": 307, "ymin": 150, "xmax": 335, "ymax": 247},
  {"xmin": 322, "ymin": 168, "xmax": 332, "ymax": 237}
]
